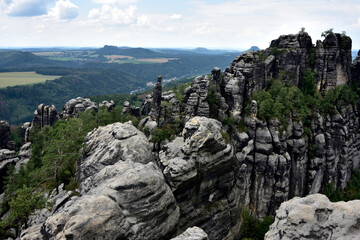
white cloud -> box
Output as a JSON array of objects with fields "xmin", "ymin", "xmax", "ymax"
[
  {"xmin": 136, "ymin": 14, "xmax": 150, "ymax": 26},
  {"xmin": 170, "ymin": 14, "xmax": 181, "ymax": 20},
  {"xmin": 3, "ymin": 0, "xmax": 48, "ymax": 17},
  {"xmin": 92, "ymin": 0, "xmax": 137, "ymax": 5},
  {"xmin": 358, "ymin": 17, "xmax": 360, "ymax": 26},
  {"xmin": 88, "ymin": 5, "xmax": 137, "ymax": 24},
  {"xmin": 49, "ymin": 0, "xmax": 79, "ymax": 20}
]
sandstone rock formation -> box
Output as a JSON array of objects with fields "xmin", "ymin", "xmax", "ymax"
[
  {"xmin": 0, "ymin": 121, "xmax": 11, "ymax": 149},
  {"xmin": 159, "ymin": 117, "xmax": 239, "ymax": 239},
  {"xmin": 32, "ymin": 104, "xmax": 58, "ymax": 129},
  {"xmin": 60, "ymin": 97, "xmax": 97, "ymax": 119},
  {"xmin": 265, "ymin": 194, "xmax": 360, "ymax": 240},
  {"xmin": 21, "ymin": 104, "xmax": 58, "ymax": 143},
  {"xmin": 21, "ymin": 122, "xmax": 180, "ymax": 240},
  {"xmin": 0, "ymin": 149, "xmax": 19, "ymax": 194},
  {"xmin": 99, "ymin": 100, "xmax": 115, "ymax": 111},
  {"xmin": 122, "ymin": 101, "xmax": 140, "ymax": 118},
  {"xmin": 171, "ymin": 227, "xmax": 208, "ymax": 240}
]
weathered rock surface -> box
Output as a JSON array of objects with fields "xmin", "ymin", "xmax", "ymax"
[
  {"xmin": 183, "ymin": 76, "xmax": 210, "ymax": 120},
  {"xmin": 122, "ymin": 101, "xmax": 140, "ymax": 118},
  {"xmin": 316, "ymin": 33, "xmax": 352, "ymax": 91},
  {"xmin": 60, "ymin": 97, "xmax": 97, "ymax": 119},
  {"xmin": 159, "ymin": 117, "xmax": 239, "ymax": 239},
  {"xmin": 21, "ymin": 122, "xmax": 179, "ymax": 240},
  {"xmin": 0, "ymin": 121, "xmax": 11, "ymax": 149},
  {"xmin": 76, "ymin": 121, "xmax": 154, "ymax": 181},
  {"xmin": 32, "ymin": 104, "xmax": 58, "ymax": 129},
  {"xmin": 21, "ymin": 104, "xmax": 58, "ymax": 143},
  {"xmin": 149, "ymin": 76, "xmax": 163, "ymax": 124},
  {"xmin": 0, "ymin": 149, "xmax": 19, "ymax": 193},
  {"xmin": 171, "ymin": 227, "xmax": 208, "ymax": 240},
  {"xmin": 265, "ymin": 194, "xmax": 360, "ymax": 240},
  {"xmin": 99, "ymin": 100, "xmax": 115, "ymax": 111}
]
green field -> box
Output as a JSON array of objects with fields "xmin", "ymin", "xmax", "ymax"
[{"xmin": 0, "ymin": 72, "xmax": 61, "ymax": 88}]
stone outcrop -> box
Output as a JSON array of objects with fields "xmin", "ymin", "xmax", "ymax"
[
  {"xmin": 76, "ymin": 122, "xmax": 154, "ymax": 181},
  {"xmin": 265, "ymin": 194, "xmax": 360, "ymax": 240},
  {"xmin": 60, "ymin": 97, "xmax": 98, "ymax": 119},
  {"xmin": 0, "ymin": 121, "xmax": 11, "ymax": 149},
  {"xmin": 159, "ymin": 117, "xmax": 239, "ymax": 239},
  {"xmin": 99, "ymin": 100, "xmax": 115, "ymax": 111},
  {"xmin": 21, "ymin": 104, "xmax": 58, "ymax": 143},
  {"xmin": 32, "ymin": 104, "xmax": 58, "ymax": 129},
  {"xmin": 149, "ymin": 76, "xmax": 163, "ymax": 124},
  {"xmin": 171, "ymin": 227, "xmax": 208, "ymax": 240},
  {"xmin": 122, "ymin": 101, "xmax": 140, "ymax": 118},
  {"xmin": 183, "ymin": 76, "xmax": 210, "ymax": 120},
  {"xmin": 352, "ymin": 50, "xmax": 360, "ymax": 87},
  {"xmin": 0, "ymin": 149, "xmax": 19, "ymax": 194},
  {"xmin": 316, "ymin": 33, "xmax": 352, "ymax": 91},
  {"xmin": 21, "ymin": 122, "xmax": 180, "ymax": 240}
]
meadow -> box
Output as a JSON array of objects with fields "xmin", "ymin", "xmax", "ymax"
[{"xmin": 0, "ymin": 72, "xmax": 61, "ymax": 88}]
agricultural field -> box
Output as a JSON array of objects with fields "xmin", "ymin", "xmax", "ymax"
[{"xmin": 0, "ymin": 72, "xmax": 61, "ymax": 88}]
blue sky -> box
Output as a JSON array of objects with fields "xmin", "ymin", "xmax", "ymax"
[{"xmin": 0, "ymin": 0, "xmax": 360, "ymax": 49}]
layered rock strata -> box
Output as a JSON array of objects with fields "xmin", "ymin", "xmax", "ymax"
[{"xmin": 21, "ymin": 122, "xmax": 180, "ymax": 240}]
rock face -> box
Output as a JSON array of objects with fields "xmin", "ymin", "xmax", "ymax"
[
  {"xmin": 316, "ymin": 33, "xmax": 352, "ymax": 91},
  {"xmin": 60, "ymin": 97, "xmax": 98, "ymax": 119},
  {"xmin": 99, "ymin": 100, "xmax": 115, "ymax": 111},
  {"xmin": 122, "ymin": 101, "xmax": 140, "ymax": 118},
  {"xmin": 265, "ymin": 194, "xmax": 360, "ymax": 240},
  {"xmin": 22, "ymin": 122, "xmax": 180, "ymax": 240},
  {"xmin": 0, "ymin": 121, "xmax": 11, "ymax": 149},
  {"xmin": 21, "ymin": 104, "xmax": 58, "ymax": 143},
  {"xmin": 159, "ymin": 117, "xmax": 239, "ymax": 239},
  {"xmin": 0, "ymin": 149, "xmax": 19, "ymax": 193},
  {"xmin": 32, "ymin": 104, "xmax": 58, "ymax": 129},
  {"xmin": 352, "ymin": 50, "xmax": 360, "ymax": 87},
  {"xmin": 183, "ymin": 76, "xmax": 210, "ymax": 120},
  {"xmin": 76, "ymin": 122, "xmax": 154, "ymax": 181},
  {"xmin": 149, "ymin": 76, "xmax": 163, "ymax": 124}
]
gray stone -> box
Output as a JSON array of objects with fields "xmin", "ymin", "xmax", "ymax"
[
  {"xmin": 171, "ymin": 227, "xmax": 208, "ymax": 240},
  {"xmin": 76, "ymin": 121, "xmax": 154, "ymax": 181},
  {"xmin": 265, "ymin": 194, "xmax": 360, "ymax": 240}
]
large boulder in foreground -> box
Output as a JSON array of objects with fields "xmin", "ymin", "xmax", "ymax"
[
  {"xmin": 21, "ymin": 122, "xmax": 179, "ymax": 240},
  {"xmin": 265, "ymin": 194, "xmax": 360, "ymax": 240}
]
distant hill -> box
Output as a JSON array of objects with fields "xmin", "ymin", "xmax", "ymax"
[
  {"xmin": 96, "ymin": 45, "xmax": 165, "ymax": 58},
  {"xmin": 248, "ymin": 46, "xmax": 260, "ymax": 51},
  {"xmin": 0, "ymin": 51, "xmax": 58, "ymax": 69}
]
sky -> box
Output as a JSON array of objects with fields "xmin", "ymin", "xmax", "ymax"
[{"xmin": 0, "ymin": 0, "xmax": 360, "ymax": 49}]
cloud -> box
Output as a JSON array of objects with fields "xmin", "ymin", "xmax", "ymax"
[
  {"xmin": 3, "ymin": 0, "xmax": 48, "ymax": 17},
  {"xmin": 92, "ymin": 0, "xmax": 137, "ymax": 5},
  {"xmin": 170, "ymin": 14, "xmax": 181, "ymax": 20},
  {"xmin": 49, "ymin": 0, "xmax": 79, "ymax": 20},
  {"xmin": 358, "ymin": 17, "xmax": 360, "ymax": 26},
  {"xmin": 88, "ymin": 4, "xmax": 137, "ymax": 24}
]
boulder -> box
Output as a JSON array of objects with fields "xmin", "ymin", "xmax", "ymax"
[
  {"xmin": 76, "ymin": 121, "xmax": 154, "ymax": 181},
  {"xmin": 171, "ymin": 227, "xmax": 208, "ymax": 240},
  {"xmin": 265, "ymin": 194, "xmax": 360, "ymax": 240}
]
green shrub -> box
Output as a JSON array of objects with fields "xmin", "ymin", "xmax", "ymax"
[{"xmin": 240, "ymin": 208, "xmax": 274, "ymax": 240}]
